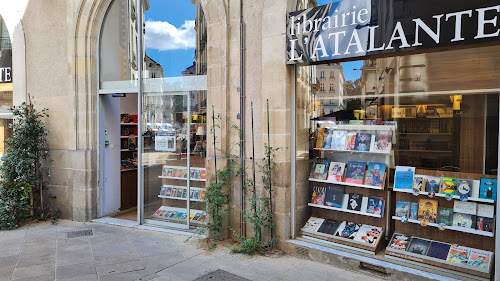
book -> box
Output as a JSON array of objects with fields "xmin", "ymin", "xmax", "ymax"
[
  {"xmin": 311, "ymin": 183, "xmax": 327, "ymax": 205},
  {"xmin": 354, "ymin": 133, "xmax": 372, "ymax": 151},
  {"xmin": 166, "ymin": 187, "xmax": 172, "ymax": 197},
  {"xmin": 453, "ymin": 201, "xmax": 477, "ymax": 215},
  {"xmin": 347, "ymin": 193, "xmax": 362, "ymax": 211},
  {"xmin": 353, "ymin": 225, "xmax": 382, "ymax": 245},
  {"xmin": 364, "ymin": 162, "xmax": 386, "ymax": 187},
  {"xmin": 373, "ymin": 130, "xmax": 392, "ymax": 153},
  {"xmin": 413, "ymin": 175, "xmax": 426, "ymax": 191},
  {"xmin": 366, "ymin": 196, "xmax": 384, "ymax": 216},
  {"xmin": 169, "ymin": 211, "xmax": 178, "ymax": 218},
  {"xmin": 467, "ymin": 249, "xmax": 492, "ymax": 269},
  {"xmin": 345, "ymin": 132, "xmax": 357, "ymax": 150},
  {"xmin": 407, "ymin": 238, "xmax": 431, "ymax": 255},
  {"xmin": 330, "ymin": 130, "xmax": 347, "ymax": 150},
  {"xmin": 424, "ymin": 176, "xmax": 441, "ymax": 193},
  {"xmin": 317, "ymin": 219, "xmax": 341, "ymax": 235},
  {"xmin": 457, "ymin": 179, "xmax": 473, "ymax": 197},
  {"xmin": 199, "ymin": 190, "xmax": 206, "ymax": 201},
  {"xmin": 310, "ymin": 158, "xmax": 330, "ymax": 180},
  {"xmin": 437, "ymin": 207, "xmax": 453, "ymax": 226},
  {"xmin": 159, "ymin": 210, "xmax": 168, "ymax": 216},
  {"xmin": 440, "ymin": 177, "xmax": 457, "ymax": 195},
  {"xmin": 159, "ymin": 186, "xmax": 167, "ymax": 196},
  {"xmin": 324, "ymin": 184, "xmax": 344, "ymax": 208},
  {"xmin": 302, "ymin": 217, "xmax": 325, "ymax": 232},
  {"xmin": 394, "ymin": 166, "xmax": 415, "ymax": 190},
  {"xmin": 316, "ymin": 127, "xmax": 325, "ymax": 148},
  {"xmin": 323, "ymin": 128, "xmax": 332, "ymax": 149},
  {"xmin": 426, "ymin": 242, "xmax": 451, "ymax": 260},
  {"xmin": 200, "ymin": 170, "xmax": 207, "ymax": 180},
  {"xmin": 409, "ymin": 202, "xmax": 418, "ymax": 220},
  {"xmin": 175, "ymin": 212, "xmax": 184, "ymax": 219},
  {"xmin": 476, "ymin": 204, "xmax": 495, "ymax": 232},
  {"xmin": 417, "ymin": 199, "xmax": 438, "ymax": 223},
  {"xmin": 334, "ymin": 221, "xmax": 361, "ymax": 239},
  {"xmin": 452, "ymin": 213, "xmax": 475, "ymax": 228},
  {"xmin": 166, "ymin": 168, "xmax": 173, "ymax": 177},
  {"xmin": 153, "ymin": 209, "xmax": 163, "ymax": 216},
  {"xmin": 395, "ymin": 201, "xmax": 409, "ymax": 218},
  {"xmin": 447, "ymin": 245, "xmax": 470, "ymax": 264},
  {"xmin": 326, "ymin": 162, "xmax": 346, "ymax": 182},
  {"xmin": 164, "ymin": 211, "xmax": 174, "ymax": 218},
  {"xmin": 387, "ymin": 233, "xmax": 412, "ymax": 251},
  {"xmin": 479, "ymin": 178, "xmax": 497, "ymax": 201},
  {"xmin": 344, "ymin": 161, "xmax": 366, "ymax": 184}
]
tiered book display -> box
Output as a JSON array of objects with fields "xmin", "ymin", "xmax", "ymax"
[
  {"xmin": 301, "ymin": 124, "xmax": 395, "ymax": 254},
  {"xmin": 385, "ymin": 167, "xmax": 496, "ymax": 279},
  {"xmin": 120, "ymin": 114, "xmax": 138, "ymax": 209}
]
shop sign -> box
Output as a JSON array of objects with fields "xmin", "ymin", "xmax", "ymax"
[
  {"xmin": 287, "ymin": 0, "xmax": 500, "ymax": 64},
  {"xmin": 0, "ymin": 49, "xmax": 12, "ymax": 83}
]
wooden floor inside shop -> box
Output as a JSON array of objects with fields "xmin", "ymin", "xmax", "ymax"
[{"xmin": 111, "ymin": 208, "xmax": 137, "ymax": 221}]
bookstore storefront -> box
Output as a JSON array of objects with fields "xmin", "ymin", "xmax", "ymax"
[{"xmin": 291, "ymin": 1, "xmax": 500, "ymax": 280}]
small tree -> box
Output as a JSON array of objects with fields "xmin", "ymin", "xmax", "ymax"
[{"xmin": 0, "ymin": 99, "xmax": 49, "ymax": 229}]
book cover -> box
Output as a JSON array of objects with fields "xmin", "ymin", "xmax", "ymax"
[
  {"xmin": 394, "ymin": 166, "xmax": 415, "ymax": 190},
  {"xmin": 476, "ymin": 204, "xmax": 494, "ymax": 232},
  {"xmin": 166, "ymin": 187, "xmax": 172, "ymax": 197},
  {"xmin": 452, "ymin": 213, "xmax": 475, "ymax": 228},
  {"xmin": 364, "ymin": 162, "xmax": 386, "ymax": 187},
  {"xmin": 323, "ymin": 128, "xmax": 332, "ymax": 149},
  {"xmin": 169, "ymin": 211, "xmax": 178, "ymax": 218},
  {"xmin": 453, "ymin": 201, "xmax": 477, "ymax": 215},
  {"xmin": 326, "ymin": 162, "xmax": 346, "ymax": 182},
  {"xmin": 476, "ymin": 204, "xmax": 494, "ymax": 218},
  {"xmin": 479, "ymin": 178, "xmax": 497, "ymax": 201},
  {"xmin": 366, "ymin": 196, "xmax": 385, "ymax": 216},
  {"xmin": 353, "ymin": 225, "xmax": 382, "ymax": 245},
  {"xmin": 180, "ymin": 213, "xmax": 188, "ymax": 220},
  {"xmin": 302, "ymin": 217, "xmax": 325, "ymax": 233},
  {"xmin": 344, "ymin": 161, "xmax": 366, "ymax": 184},
  {"xmin": 395, "ymin": 201, "xmax": 409, "ymax": 218},
  {"xmin": 153, "ymin": 209, "xmax": 163, "ymax": 216},
  {"xmin": 414, "ymin": 175, "xmax": 426, "ymax": 191},
  {"xmin": 437, "ymin": 207, "xmax": 453, "ymax": 226},
  {"xmin": 316, "ymin": 127, "xmax": 325, "ymax": 149},
  {"xmin": 424, "ymin": 176, "xmax": 441, "ymax": 193},
  {"xmin": 439, "ymin": 177, "xmax": 457, "ymax": 195},
  {"xmin": 310, "ymin": 158, "xmax": 330, "ymax": 180},
  {"xmin": 175, "ymin": 212, "xmax": 184, "ymax": 219},
  {"xmin": 330, "ymin": 130, "xmax": 347, "ymax": 150},
  {"xmin": 163, "ymin": 211, "xmax": 174, "ymax": 218},
  {"xmin": 166, "ymin": 168, "xmax": 173, "ymax": 177},
  {"xmin": 198, "ymin": 214, "xmax": 207, "ymax": 222},
  {"xmin": 417, "ymin": 199, "xmax": 438, "ymax": 223},
  {"xmin": 347, "ymin": 193, "xmax": 363, "ymax": 211},
  {"xmin": 192, "ymin": 213, "xmax": 201, "ymax": 221},
  {"xmin": 467, "ymin": 249, "xmax": 492, "ymax": 269},
  {"xmin": 311, "ymin": 183, "xmax": 327, "ymax": 205},
  {"xmin": 324, "ymin": 184, "xmax": 344, "ymax": 208},
  {"xmin": 407, "ymin": 238, "xmax": 431, "ymax": 255},
  {"xmin": 159, "ymin": 186, "xmax": 167, "ymax": 196},
  {"xmin": 354, "ymin": 133, "xmax": 372, "ymax": 151},
  {"xmin": 159, "ymin": 210, "xmax": 168, "ymax": 216},
  {"xmin": 345, "ymin": 132, "xmax": 357, "ymax": 151},
  {"xmin": 446, "ymin": 245, "xmax": 470, "ymax": 264},
  {"xmin": 457, "ymin": 179, "xmax": 473, "ymax": 197},
  {"xmin": 426, "ymin": 242, "xmax": 451, "ymax": 260},
  {"xmin": 373, "ymin": 130, "xmax": 393, "ymax": 153},
  {"xmin": 387, "ymin": 233, "xmax": 412, "ymax": 251},
  {"xmin": 200, "ymin": 170, "xmax": 207, "ymax": 180},
  {"xmin": 199, "ymin": 190, "xmax": 206, "ymax": 201},
  {"xmin": 409, "ymin": 202, "xmax": 418, "ymax": 220},
  {"xmin": 317, "ymin": 219, "xmax": 341, "ymax": 235},
  {"xmin": 334, "ymin": 221, "xmax": 361, "ymax": 239}
]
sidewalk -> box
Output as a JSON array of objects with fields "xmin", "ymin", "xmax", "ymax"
[{"xmin": 0, "ymin": 220, "xmax": 384, "ymax": 281}]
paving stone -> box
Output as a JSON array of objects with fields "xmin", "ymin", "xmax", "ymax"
[
  {"xmin": 13, "ymin": 274, "xmax": 55, "ymax": 281},
  {"xmin": 56, "ymin": 262, "xmax": 96, "ymax": 280},
  {"xmin": 57, "ymin": 274, "xmax": 99, "ymax": 281},
  {"xmin": 95, "ymin": 260, "xmax": 145, "ymax": 276},
  {"xmin": 139, "ymin": 252, "xmax": 186, "ymax": 273},
  {"xmin": 16, "ymin": 252, "xmax": 56, "ymax": 267},
  {"xmin": 91, "ymin": 242, "xmax": 135, "ymax": 257},
  {"xmin": 11, "ymin": 263, "xmax": 54, "ymax": 280},
  {"xmin": 0, "ymin": 266, "xmax": 15, "ymax": 280},
  {"xmin": 93, "ymin": 251, "xmax": 141, "ymax": 267},
  {"xmin": 56, "ymin": 250, "xmax": 94, "ymax": 267},
  {"xmin": 0, "ymin": 246, "xmax": 22, "ymax": 258},
  {"xmin": 0, "ymin": 255, "xmax": 18, "ymax": 268},
  {"xmin": 97, "ymin": 269, "xmax": 152, "ymax": 281}
]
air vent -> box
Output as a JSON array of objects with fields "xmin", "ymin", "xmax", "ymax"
[{"xmin": 66, "ymin": 229, "xmax": 93, "ymax": 238}]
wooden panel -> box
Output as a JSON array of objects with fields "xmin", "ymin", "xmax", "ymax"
[
  {"xmin": 459, "ymin": 95, "xmax": 485, "ymax": 174},
  {"xmin": 120, "ymin": 170, "xmax": 137, "ymax": 210}
]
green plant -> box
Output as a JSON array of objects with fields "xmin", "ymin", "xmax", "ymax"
[{"xmin": 0, "ymin": 98, "xmax": 50, "ymax": 229}]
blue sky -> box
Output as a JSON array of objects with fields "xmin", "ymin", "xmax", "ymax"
[{"xmin": 145, "ymin": 0, "xmax": 361, "ymax": 81}]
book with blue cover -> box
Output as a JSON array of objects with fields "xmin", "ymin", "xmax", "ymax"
[
  {"xmin": 457, "ymin": 179, "xmax": 473, "ymax": 197},
  {"xmin": 394, "ymin": 166, "xmax": 415, "ymax": 190},
  {"xmin": 324, "ymin": 184, "xmax": 344, "ymax": 208},
  {"xmin": 330, "ymin": 130, "xmax": 347, "ymax": 150},
  {"xmin": 395, "ymin": 201, "xmax": 409, "ymax": 218},
  {"xmin": 479, "ymin": 178, "xmax": 497, "ymax": 201},
  {"xmin": 354, "ymin": 133, "xmax": 372, "ymax": 151},
  {"xmin": 426, "ymin": 242, "xmax": 451, "ymax": 260},
  {"xmin": 344, "ymin": 161, "xmax": 366, "ymax": 184},
  {"xmin": 364, "ymin": 162, "xmax": 386, "ymax": 187}
]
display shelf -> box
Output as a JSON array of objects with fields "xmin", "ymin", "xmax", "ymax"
[
  {"xmin": 121, "ymin": 168, "xmax": 137, "ymax": 172},
  {"xmin": 152, "ymin": 206, "xmax": 206, "ymax": 225},
  {"xmin": 158, "ymin": 176, "xmax": 206, "ymax": 182},
  {"xmin": 309, "ymin": 203, "xmax": 382, "ymax": 218},
  {"xmin": 313, "ymin": 148, "xmax": 390, "ymax": 155},
  {"xmin": 158, "ymin": 195, "xmax": 203, "ymax": 202},
  {"xmin": 309, "ymin": 178, "xmax": 384, "ymax": 190},
  {"xmin": 320, "ymin": 124, "xmax": 396, "ymax": 132},
  {"xmin": 394, "ymin": 149, "xmax": 452, "ymax": 153},
  {"xmin": 160, "ymin": 185, "xmax": 206, "ymax": 191},
  {"xmin": 121, "ymin": 136, "xmax": 138, "ymax": 138},
  {"xmin": 301, "ymin": 228, "xmax": 384, "ymax": 253},
  {"xmin": 392, "ymin": 187, "xmax": 495, "ymax": 204},
  {"xmin": 398, "ymin": 133, "xmax": 452, "ymax": 136},
  {"xmin": 121, "ymin": 149, "xmax": 137, "ymax": 152},
  {"xmin": 121, "ymin": 123, "xmax": 138, "ymax": 125},
  {"xmin": 391, "ymin": 216, "xmax": 494, "ymax": 237}
]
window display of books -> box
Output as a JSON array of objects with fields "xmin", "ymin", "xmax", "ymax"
[
  {"xmin": 159, "ymin": 166, "xmax": 207, "ymax": 181},
  {"xmin": 152, "ymin": 206, "xmax": 206, "ymax": 224},
  {"xmin": 158, "ymin": 185, "xmax": 206, "ymax": 202},
  {"xmin": 386, "ymin": 233, "xmax": 493, "ymax": 275},
  {"xmin": 315, "ymin": 127, "xmax": 393, "ymax": 154}
]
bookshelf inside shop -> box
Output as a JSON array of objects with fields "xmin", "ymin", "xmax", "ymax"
[{"xmin": 120, "ymin": 114, "xmax": 138, "ymax": 210}]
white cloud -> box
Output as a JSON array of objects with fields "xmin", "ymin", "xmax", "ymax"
[{"xmin": 145, "ymin": 20, "xmax": 196, "ymax": 51}]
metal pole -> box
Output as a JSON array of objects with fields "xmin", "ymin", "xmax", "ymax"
[
  {"xmin": 137, "ymin": 0, "xmax": 144, "ymax": 224},
  {"xmin": 251, "ymin": 102, "xmax": 256, "ymax": 215},
  {"xmin": 187, "ymin": 92, "xmax": 191, "ymax": 229},
  {"xmin": 291, "ymin": 66, "xmax": 296, "ymax": 239},
  {"xmin": 267, "ymin": 99, "xmax": 274, "ymax": 243},
  {"xmin": 240, "ymin": 0, "xmax": 246, "ymax": 238}
]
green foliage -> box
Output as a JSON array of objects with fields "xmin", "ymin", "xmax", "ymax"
[{"xmin": 0, "ymin": 100, "xmax": 50, "ymax": 229}]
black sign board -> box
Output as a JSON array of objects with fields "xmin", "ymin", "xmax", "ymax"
[
  {"xmin": 0, "ymin": 49, "xmax": 12, "ymax": 83},
  {"xmin": 287, "ymin": 0, "xmax": 500, "ymax": 64},
  {"xmin": 112, "ymin": 93, "xmax": 126, "ymax": 97}
]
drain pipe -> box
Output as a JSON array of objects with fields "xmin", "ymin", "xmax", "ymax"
[{"xmin": 239, "ymin": 0, "xmax": 247, "ymax": 238}]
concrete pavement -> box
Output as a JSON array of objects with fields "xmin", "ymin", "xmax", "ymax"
[{"xmin": 0, "ymin": 220, "xmax": 384, "ymax": 281}]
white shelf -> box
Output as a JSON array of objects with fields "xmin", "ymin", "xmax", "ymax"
[
  {"xmin": 121, "ymin": 123, "xmax": 138, "ymax": 125},
  {"xmin": 121, "ymin": 136, "xmax": 138, "ymax": 139},
  {"xmin": 391, "ymin": 216, "xmax": 494, "ymax": 237},
  {"xmin": 121, "ymin": 149, "xmax": 137, "ymax": 152},
  {"xmin": 158, "ymin": 176, "xmax": 206, "ymax": 182},
  {"xmin": 158, "ymin": 195, "xmax": 203, "ymax": 202},
  {"xmin": 161, "ymin": 185, "xmax": 206, "ymax": 191},
  {"xmin": 152, "ymin": 206, "xmax": 206, "ymax": 224},
  {"xmin": 321, "ymin": 124, "xmax": 396, "ymax": 132},
  {"xmin": 308, "ymin": 203, "xmax": 382, "ymax": 218},
  {"xmin": 313, "ymin": 148, "xmax": 390, "ymax": 155},
  {"xmin": 392, "ymin": 187, "xmax": 495, "ymax": 204},
  {"xmin": 121, "ymin": 168, "xmax": 137, "ymax": 172},
  {"xmin": 309, "ymin": 178, "xmax": 384, "ymax": 190}
]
